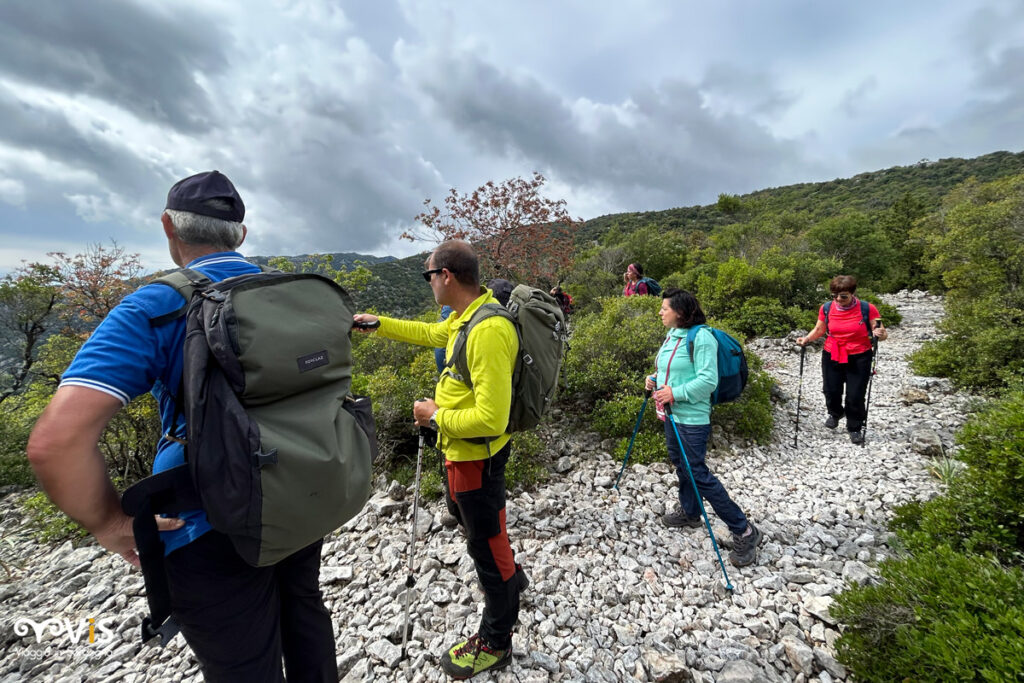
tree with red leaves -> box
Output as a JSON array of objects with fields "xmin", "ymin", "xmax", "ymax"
[{"xmin": 402, "ymin": 172, "xmax": 581, "ymax": 286}]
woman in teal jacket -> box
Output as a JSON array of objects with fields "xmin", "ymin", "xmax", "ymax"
[{"xmin": 644, "ymin": 289, "xmax": 763, "ymax": 567}]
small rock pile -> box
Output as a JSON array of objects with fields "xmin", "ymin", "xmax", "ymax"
[{"xmin": 0, "ymin": 291, "xmax": 972, "ymax": 682}]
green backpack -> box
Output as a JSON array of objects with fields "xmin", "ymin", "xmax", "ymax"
[
  {"xmin": 445, "ymin": 284, "xmax": 568, "ymax": 435},
  {"xmin": 123, "ymin": 268, "xmax": 375, "ymax": 644}
]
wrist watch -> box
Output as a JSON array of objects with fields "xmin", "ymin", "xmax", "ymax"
[{"xmin": 429, "ymin": 409, "xmax": 439, "ymax": 431}]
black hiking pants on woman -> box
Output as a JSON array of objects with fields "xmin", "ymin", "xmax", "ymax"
[
  {"xmin": 822, "ymin": 349, "xmax": 874, "ymax": 432},
  {"xmin": 443, "ymin": 441, "xmax": 520, "ymax": 649}
]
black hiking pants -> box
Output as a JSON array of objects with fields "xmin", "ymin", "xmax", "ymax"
[
  {"xmin": 822, "ymin": 349, "xmax": 874, "ymax": 432},
  {"xmin": 443, "ymin": 441, "xmax": 520, "ymax": 649},
  {"xmin": 165, "ymin": 531, "xmax": 336, "ymax": 682}
]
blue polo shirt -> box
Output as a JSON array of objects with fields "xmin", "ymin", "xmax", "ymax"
[{"xmin": 60, "ymin": 252, "xmax": 261, "ymax": 554}]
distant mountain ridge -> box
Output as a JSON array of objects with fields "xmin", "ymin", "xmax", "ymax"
[{"xmin": 260, "ymin": 150, "xmax": 1024, "ymax": 316}]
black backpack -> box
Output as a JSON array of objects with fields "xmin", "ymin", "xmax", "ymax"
[{"xmin": 122, "ymin": 268, "xmax": 375, "ymax": 644}]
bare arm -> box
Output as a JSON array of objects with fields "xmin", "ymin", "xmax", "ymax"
[
  {"xmin": 797, "ymin": 319, "xmax": 827, "ymax": 346},
  {"xmin": 27, "ymin": 386, "xmax": 180, "ymax": 566}
]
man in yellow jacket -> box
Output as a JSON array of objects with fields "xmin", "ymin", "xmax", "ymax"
[{"xmin": 354, "ymin": 240, "xmax": 522, "ymax": 679}]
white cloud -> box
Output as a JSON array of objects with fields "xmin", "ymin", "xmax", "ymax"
[{"xmin": 0, "ymin": 178, "xmax": 25, "ymax": 207}]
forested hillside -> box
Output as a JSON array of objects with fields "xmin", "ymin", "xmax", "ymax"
[{"xmin": 356, "ymin": 149, "xmax": 1024, "ymax": 317}]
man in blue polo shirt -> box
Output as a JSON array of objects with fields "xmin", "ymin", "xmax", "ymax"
[{"xmin": 27, "ymin": 171, "xmax": 336, "ymax": 682}]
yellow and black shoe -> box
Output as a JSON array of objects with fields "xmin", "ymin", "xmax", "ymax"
[{"xmin": 440, "ymin": 633, "xmax": 511, "ymax": 680}]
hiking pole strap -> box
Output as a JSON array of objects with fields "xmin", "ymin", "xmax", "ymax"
[
  {"xmin": 664, "ymin": 404, "xmax": 734, "ymax": 591},
  {"xmin": 122, "ymin": 465, "xmax": 201, "ymax": 646},
  {"xmin": 614, "ymin": 392, "xmax": 650, "ymax": 490},
  {"xmin": 129, "ymin": 501, "xmax": 180, "ymax": 647}
]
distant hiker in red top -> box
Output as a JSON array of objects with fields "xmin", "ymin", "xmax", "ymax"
[
  {"xmin": 623, "ymin": 263, "xmax": 650, "ymax": 296},
  {"xmin": 797, "ymin": 275, "xmax": 888, "ymax": 444}
]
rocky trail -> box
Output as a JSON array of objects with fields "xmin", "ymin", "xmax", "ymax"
[{"xmin": 0, "ymin": 291, "xmax": 971, "ymax": 682}]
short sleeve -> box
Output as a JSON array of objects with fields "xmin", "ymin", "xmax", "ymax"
[
  {"xmin": 868, "ymin": 303, "xmax": 881, "ymax": 321},
  {"xmin": 60, "ymin": 287, "xmax": 183, "ymax": 405},
  {"xmin": 818, "ymin": 305, "xmax": 826, "ymax": 321}
]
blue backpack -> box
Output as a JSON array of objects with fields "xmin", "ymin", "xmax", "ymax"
[
  {"xmin": 686, "ymin": 325, "xmax": 748, "ymax": 405},
  {"xmin": 638, "ymin": 276, "xmax": 662, "ymax": 296}
]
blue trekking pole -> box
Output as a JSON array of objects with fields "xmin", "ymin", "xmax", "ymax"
[
  {"xmin": 664, "ymin": 404, "xmax": 734, "ymax": 591},
  {"xmin": 613, "ymin": 387, "xmax": 652, "ymax": 490}
]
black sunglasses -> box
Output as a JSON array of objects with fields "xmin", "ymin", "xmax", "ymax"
[
  {"xmin": 422, "ymin": 268, "xmax": 444, "ymax": 282},
  {"xmin": 833, "ymin": 292, "xmax": 853, "ymax": 299}
]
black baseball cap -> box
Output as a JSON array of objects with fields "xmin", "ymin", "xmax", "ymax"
[{"xmin": 165, "ymin": 170, "xmax": 245, "ymax": 222}]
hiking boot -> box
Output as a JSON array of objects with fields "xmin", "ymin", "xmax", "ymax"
[
  {"xmin": 728, "ymin": 522, "xmax": 763, "ymax": 567},
  {"xmin": 440, "ymin": 634, "xmax": 511, "ymax": 680},
  {"xmin": 849, "ymin": 430, "xmax": 864, "ymax": 445},
  {"xmin": 662, "ymin": 506, "xmax": 702, "ymax": 528},
  {"xmin": 824, "ymin": 415, "xmax": 839, "ymax": 429}
]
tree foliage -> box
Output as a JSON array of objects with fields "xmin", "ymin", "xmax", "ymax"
[
  {"xmin": 404, "ymin": 172, "xmax": 581, "ymax": 286},
  {"xmin": 910, "ymin": 173, "xmax": 1024, "ymax": 389},
  {"xmin": 267, "ymin": 253, "xmax": 375, "ymax": 293}
]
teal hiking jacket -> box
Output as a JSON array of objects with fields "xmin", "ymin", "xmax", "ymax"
[{"xmin": 653, "ymin": 326, "xmax": 718, "ymax": 425}]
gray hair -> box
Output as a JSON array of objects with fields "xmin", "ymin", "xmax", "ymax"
[{"xmin": 164, "ymin": 206, "xmax": 244, "ymax": 251}]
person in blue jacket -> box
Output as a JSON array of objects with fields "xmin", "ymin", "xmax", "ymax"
[{"xmin": 645, "ymin": 288, "xmax": 763, "ymax": 567}]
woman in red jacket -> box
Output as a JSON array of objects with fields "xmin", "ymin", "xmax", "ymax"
[{"xmin": 797, "ymin": 275, "xmax": 888, "ymax": 444}]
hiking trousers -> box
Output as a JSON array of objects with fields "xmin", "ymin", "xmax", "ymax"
[
  {"xmin": 165, "ymin": 530, "xmax": 336, "ymax": 683},
  {"xmin": 821, "ymin": 349, "xmax": 873, "ymax": 432},
  {"xmin": 444, "ymin": 441, "xmax": 520, "ymax": 649},
  {"xmin": 664, "ymin": 420, "xmax": 748, "ymax": 536}
]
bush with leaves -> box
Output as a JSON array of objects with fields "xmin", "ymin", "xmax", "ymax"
[
  {"xmin": 612, "ymin": 431, "xmax": 666, "ymax": 467},
  {"xmin": 506, "ymin": 431, "xmax": 550, "ymax": 491},
  {"xmin": 563, "ymin": 295, "xmax": 665, "ymax": 401},
  {"xmin": 909, "ymin": 174, "xmax": 1024, "ymax": 389},
  {"xmin": 890, "ymin": 387, "xmax": 1024, "ymax": 565},
  {"xmin": 711, "ymin": 363, "xmax": 775, "ymax": 445},
  {"xmin": 806, "ymin": 210, "xmax": 900, "ymax": 286},
  {"xmin": 358, "ymin": 351, "xmax": 438, "ymax": 467},
  {"xmin": 592, "ymin": 392, "xmax": 661, "ymax": 440},
  {"xmin": 21, "ymin": 492, "xmax": 89, "ymax": 543},
  {"xmin": 832, "ymin": 546, "xmax": 1024, "ymax": 682}
]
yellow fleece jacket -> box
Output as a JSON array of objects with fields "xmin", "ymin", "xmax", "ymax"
[{"xmin": 377, "ymin": 288, "xmax": 518, "ymax": 461}]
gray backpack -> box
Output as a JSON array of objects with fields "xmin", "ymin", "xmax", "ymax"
[
  {"xmin": 446, "ymin": 284, "xmax": 568, "ymax": 435},
  {"xmin": 123, "ymin": 268, "xmax": 375, "ymax": 643}
]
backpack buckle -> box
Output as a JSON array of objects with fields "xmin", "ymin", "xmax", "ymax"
[
  {"xmin": 522, "ymin": 353, "xmax": 533, "ymax": 365},
  {"xmin": 254, "ymin": 449, "xmax": 278, "ymax": 468},
  {"xmin": 200, "ymin": 290, "xmax": 226, "ymax": 303}
]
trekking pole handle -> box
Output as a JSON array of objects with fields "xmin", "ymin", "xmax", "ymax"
[{"xmin": 352, "ymin": 319, "xmax": 381, "ymax": 330}]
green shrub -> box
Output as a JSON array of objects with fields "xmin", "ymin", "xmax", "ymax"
[
  {"xmin": 833, "ymin": 546, "xmax": 1024, "ymax": 682},
  {"xmin": 592, "ymin": 392, "xmax": 660, "ymax": 439},
  {"xmin": 362, "ymin": 351, "xmax": 437, "ymax": 467},
  {"xmin": 907, "ymin": 174, "xmax": 1024, "ymax": 390},
  {"xmin": 711, "ymin": 367, "xmax": 775, "ymax": 444},
  {"xmin": 21, "ymin": 492, "xmax": 88, "ymax": 543},
  {"xmin": 563, "ymin": 295, "xmax": 664, "ymax": 401},
  {"xmin": 0, "ymin": 401, "xmax": 34, "ymax": 487},
  {"xmin": 891, "ymin": 387, "xmax": 1024, "ymax": 565},
  {"xmin": 612, "ymin": 430, "xmax": 665, "ymax": 466}
]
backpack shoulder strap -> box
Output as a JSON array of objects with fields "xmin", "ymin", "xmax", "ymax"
[
  {"xmin": 823, "ymin": 301, "xmax": 832, "ymax": 336},
  {"xmin": 860, "ymin": 299, "xmax": 873, "ymax": 339},
  {"xmin": 444, "ymin": 304, "xmax": 514, "ymax": 389},
  {"xmin": 148, "ymin": 269, "xmax": 213, "ymax": 327},
  {"xmin": 686, "ymin": 324, "xmax": 708, "ymax": 363}
]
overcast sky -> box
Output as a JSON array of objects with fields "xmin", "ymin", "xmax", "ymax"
[{"xmin": 2, "ymin": 0, "xmax": 1023, "ymax": 272}]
